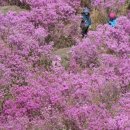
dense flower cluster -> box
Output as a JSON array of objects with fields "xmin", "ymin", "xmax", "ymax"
[
  {"xmin": 0, "ymin": 0, "xmax": 8, "ymax": 6},
  {"xmin": 0, "ymin": 0, "xmax": 130, "ymax": 130},
  {"xmin": 0, "ymin": 0, "xmax": 80, "ymax": 48},
  {"xmin": 91, "ymin": 0, "xmax": 127, "ymax": 9}
]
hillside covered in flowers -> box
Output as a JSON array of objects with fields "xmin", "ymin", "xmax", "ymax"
[{"xmin": 0, "ymin": 0, "xmax": 130, "ymax": 129}]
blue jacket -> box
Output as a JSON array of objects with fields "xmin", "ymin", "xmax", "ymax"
[
  {"xmin": 81, "ymin": 13, "xmax": 91, "ymax": 28},
  {"xmin": 108, "ymin": 19, "xmax": 117, "ymax": 27}
]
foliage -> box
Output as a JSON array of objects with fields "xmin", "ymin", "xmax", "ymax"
[{"xmin": 0, "ymin": 0, "xmax": 130, "ymax": 130}]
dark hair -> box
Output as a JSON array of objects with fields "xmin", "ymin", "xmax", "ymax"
[{"xmin": 81, "ymin": 12, "xmax": 90, "ymax": 17}]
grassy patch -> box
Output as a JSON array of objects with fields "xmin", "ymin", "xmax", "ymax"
[
  {"xmin": 54, "ymin": 47, "xmax": 70, "ymax": 68},
  {"xmin": 0, "ymin": 5, "xmax": 26, "ymax": 14}
]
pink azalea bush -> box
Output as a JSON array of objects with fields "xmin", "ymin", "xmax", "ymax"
[
  {"xmin": 0, "ymin": 0, "xmax": 130, "ymax": 130},
  {"xmin": 0, "ymin": 0, "xmax": 8, "ymax": 6},
  {"xmin": 91, "ymin": 0, "xmax": 127, "ymax": 9},
  {"xmin": 70, "ymin": 38, "xmax": 99, "ymax": 68}
]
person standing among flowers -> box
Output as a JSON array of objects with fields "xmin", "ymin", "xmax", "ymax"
[
  {"xmin": 80, "ymin": 7, "xmax": 92, "ymax": 38},
  {"xmin": 108, "ymin": 12, "xmax": 117, "ymax": 27}
]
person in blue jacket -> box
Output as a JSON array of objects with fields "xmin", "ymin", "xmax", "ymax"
[
  {"xmin": 80, "ymin": 7, "xmax": 92, "ymax": 38},
  {"xmin": 108, "ymin": 12, "xmax": 117, "ymax": 27}
]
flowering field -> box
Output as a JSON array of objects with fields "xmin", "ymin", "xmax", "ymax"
[{"xmin": 0, "ymin": 0, "xmax": 130, "ymax": 130}]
